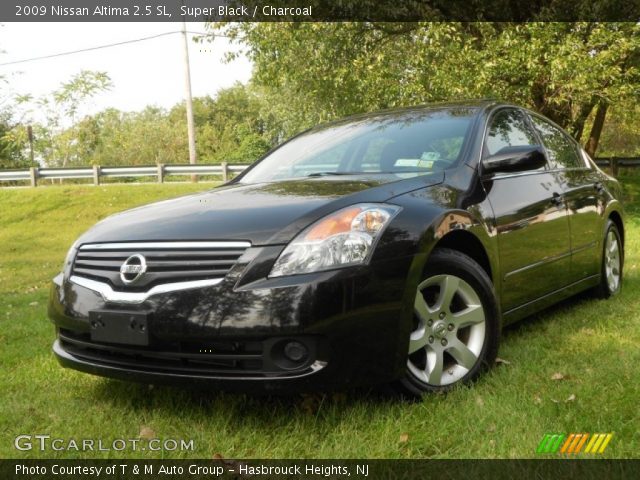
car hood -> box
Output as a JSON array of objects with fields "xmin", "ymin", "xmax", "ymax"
[{"xmin": 76, "ymin": 172, "xmax": 444, "ymax": 246}]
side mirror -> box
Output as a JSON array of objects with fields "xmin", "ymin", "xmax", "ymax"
[{"xmin": 482, "ymin": 145, "xmax": 547, "ymax": 174}]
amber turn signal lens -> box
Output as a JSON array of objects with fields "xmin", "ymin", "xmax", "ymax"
[{"xmin": 305, "ymin": 207, "xmax": 363, "ymax": 241}]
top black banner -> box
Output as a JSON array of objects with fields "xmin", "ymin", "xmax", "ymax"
[{"xmin": 6, "ymin": 0, "xmax": 640, "ymax": 22}]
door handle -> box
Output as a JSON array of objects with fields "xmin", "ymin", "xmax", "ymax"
[
  {"xmin": 551, "ymin": 192, "xmax": 564, "ymax": 207},
  {"xmin": 594, "ymin": 182, "xmax": 605, "ymax": 193}
]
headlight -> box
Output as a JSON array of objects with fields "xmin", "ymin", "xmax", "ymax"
[{"xmin": 270, "ymin": 203, "xmax": 401, "ymax": 277}]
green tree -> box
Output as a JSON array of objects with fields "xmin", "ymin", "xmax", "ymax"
[
  {"xmin": 212, "ymin": 22, "xmax": 640, "ymax": 156},
  {"xmin": 0, "ymin": 111, "xmax": 33, "ymax": 169},
  {"xmin": 169, "ymin": 83, "xmax": 271, "ymax": 163},
  {"xmin": 21, "ymin": 70, "xmax": 112, "ymax": 166},
  {"xmin": 63, "ymin": 84, "xmax": 271, "ymax": 167}
]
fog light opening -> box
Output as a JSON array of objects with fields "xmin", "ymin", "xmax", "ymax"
[{"xmin": 284, "ymin": 341, "xmax": 308, "ymax": 363}]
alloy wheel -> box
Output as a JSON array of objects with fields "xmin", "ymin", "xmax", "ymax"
[
  {"xmin": 605, "ymin": 230, "xmax": 621, "ymax": 293},
  {"xmin": 408, "ymin": 274, "xmax": 486, "ymax": 386}
]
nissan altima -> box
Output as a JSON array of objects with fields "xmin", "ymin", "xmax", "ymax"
[{"xmin": 49, "ymin": 101, "xmax": 624, "ymax": 395}]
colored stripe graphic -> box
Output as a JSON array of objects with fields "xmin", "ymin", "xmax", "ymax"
[
  {"xmin": 560, "ymin": 434, "xmax": 575, "ymax": 453},
  {"xmin": 538, "ymin": 433, "xmax": 613, "ymax": 455},
  {"xmin": 584, "ymin": 433, "xmax": 613, "ymax": 454},
  {"xmin": 574, "ymin": 434, "xmax": 589, "ymax": 453},
  {"xmin": 537, "ymin": 434, "xmax": 565, "ymax": 453}
]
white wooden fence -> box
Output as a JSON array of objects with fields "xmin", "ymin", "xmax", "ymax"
[{"xmin": 0, "ymin": 163, "xmax": 249, "ymax": 187}]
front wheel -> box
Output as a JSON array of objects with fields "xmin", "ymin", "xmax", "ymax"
[{"xmin": 397, "ymin": 248, "xmax": 500, "ymax": 396}]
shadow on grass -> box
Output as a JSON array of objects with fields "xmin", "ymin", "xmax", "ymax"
[
  {"xmin": 88, "ymin": 376, "xmax": 405, "ymax": 427},
  {"xmin": 501, "ymin": 273, "xmax": 639, "ymax": 342}
]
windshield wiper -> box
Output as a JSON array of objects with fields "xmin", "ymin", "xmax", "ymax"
[{"xmin": 306, "ymin": 171, "xmax": 357, "ymax": 177}]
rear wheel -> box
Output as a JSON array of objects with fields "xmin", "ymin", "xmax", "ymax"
[
  {"xmin": 398, "ymin": 248, "xmax": 500, "ymax": 396},
  {"xmin": 594, "ymin": 220, "xmax": 623, "ymax": 298}
]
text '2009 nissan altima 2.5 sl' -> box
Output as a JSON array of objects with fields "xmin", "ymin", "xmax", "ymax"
[{"xmin": 48, "ymin": 101, "xmax": 625, "ymax": 396}]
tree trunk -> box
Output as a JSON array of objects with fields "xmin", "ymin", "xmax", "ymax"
[
  {"xmin": 585, "ymin": 101, "xmax": 608, "ymax": 158},
  {"xmin": 570, "ymin": 99, "xmax": 596, "ymax": 142}
]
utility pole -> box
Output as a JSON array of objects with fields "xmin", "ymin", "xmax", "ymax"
[
  {"xmin": 181, "ymin": 19, "xmax": 197, "ymax": 181},
  {"xmin": 27, "ymin": 125, "xmax": 35, "ymax": 165}
]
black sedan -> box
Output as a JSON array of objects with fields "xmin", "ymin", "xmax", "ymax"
[{"xmin": 48, "ymin": 101, "xmax": 624, "ymax": 395}]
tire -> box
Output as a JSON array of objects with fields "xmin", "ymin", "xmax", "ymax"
[
  {"xmin": 593, "ymin": 220, "xmax": 623, "ymax": 298},
  {"xmin": 397, "ymin": 248, "xmax": 500, "ymax": 396}
]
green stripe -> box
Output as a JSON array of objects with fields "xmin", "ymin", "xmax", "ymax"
[
  {"xmin": 537, "ymin": 434, "xmax": 565, "ymax": 453},
  {"xmin": 550, "ymin": 434, "xmax": 566, "ymax": 453},
  {"xmin": 537, "ymin": 434, "xmax": 553, "ymax": 453}
]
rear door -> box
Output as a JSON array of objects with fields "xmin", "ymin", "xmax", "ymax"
[
  {"xmin": 481, "ymin": 108, "xmax": 572, "ymax": 312},
  {"xmin": 528, "ymin": 114, "xmax": 602, "ymax": 281}
]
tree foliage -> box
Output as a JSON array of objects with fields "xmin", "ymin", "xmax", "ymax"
[
  {"xmin": 0, "ymin": 109, "xmax": 33, "ymax": 170},
  {"xmin": 18, "ymin": 70, "xmax": 113, "ymax": 167},
  {"xmin": 213, "ymin": 22, "xmax": 640, "ymax": 155},
  {"xmin": 54, "ymin": 83, "xmax": 270, "ymax": 167}
]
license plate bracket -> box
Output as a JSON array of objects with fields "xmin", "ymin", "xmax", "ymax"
[{"xmin": 89, "ymin": 310, "xmax": 150, "ymax": 346}]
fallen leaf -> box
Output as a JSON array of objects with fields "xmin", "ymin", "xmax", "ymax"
[
  {"xmin": 475, "ymin": 396, "xmax": 485, "ymax": 407},
  {"xmin": 29, "ymin": 301, "xmax": 39, "ymax": 306},
  {"xmin": 533, "ymin": 394, "xmax": 543, "ymax": 405},
  {"xmin": 551, "ymin": 398, "xmax": 560, "ymax": 404},
  {"xmin": 551, "ymin": 372, "xmax": 565, "ymax": 381},
  {"xmin": 565, "ymin": 394, "xmax": 576, "ymax": 402},
  {"xmin": 495, "ymin": 357, "xmax": 511, "ymax": 365},
  {"xmin": 399, "ymin": 433, "xmax": 409, "ymax": 443},
  {"xmin": 138, "ymin": 426, "xmax": 155, "ymax": 439},
  {"xmin": 212, "ymin": 453, "xmax": 224, "ymax": 460}
]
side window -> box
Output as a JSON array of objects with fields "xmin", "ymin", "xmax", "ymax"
[
  {"xmin": 485, "ymin": 109, "xmax": 539, "ymax": 157},
  {"xmin": 530, "ymin": 115, "xmax": 582, "ymax": 169}
]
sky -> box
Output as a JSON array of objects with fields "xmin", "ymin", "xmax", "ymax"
[{"xmin": 0, "ymin": 22, "xmax": 253, "ymax": 123}]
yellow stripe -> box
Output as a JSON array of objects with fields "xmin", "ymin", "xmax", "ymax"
[
  {"xmin": 574, "ymin": 434, "xmax": 589, "ymax": 454},
  {"xmin": 584, "ymin": 434, "xmax": 598, "ymax": 453},
  {"xmin": 598, "ymin": 434, "xmax": 613, "ymax": 454},
  {"xmin": 561, "ymin": 434, "xmax": 575, "ymax": 453},
  {"xmin": 591, "ymin": 434, "xmax": 606, "ymax": 453}
]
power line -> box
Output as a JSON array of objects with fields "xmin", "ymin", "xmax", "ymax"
[{"xmin": 0, "ymin": 30, "xmax": 227, "ymax": 68}]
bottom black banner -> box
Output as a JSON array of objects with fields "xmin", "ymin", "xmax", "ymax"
[{"xmin": 2, "ymin": 459, "xmax": 639, "ymax": 480}]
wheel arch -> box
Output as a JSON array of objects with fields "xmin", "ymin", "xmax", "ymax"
[
  {"xmin": 433, "ymin": 230, "xmax": 493, "ymax": 283},
  {"xmin": 608, "ymin": 209, "xmax": 624, "ymax": 247},
  {"xmin": 417, "ymin": 209, "xmax": 499, "ymax": 288}
]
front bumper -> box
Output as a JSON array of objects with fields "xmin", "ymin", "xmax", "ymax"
[{"xmin": 48, "ymin": 252, "xmax": 415, "ymax": 392}]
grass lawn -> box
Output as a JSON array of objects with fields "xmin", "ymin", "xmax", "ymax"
[{"xmin": 0, "ymin": 179, "xmax": 638, "ymax": 459}]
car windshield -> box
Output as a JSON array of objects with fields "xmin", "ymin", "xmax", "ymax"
[{"xmin": 239, "ymin": 107, "xmax": 478, "ymax": 183}]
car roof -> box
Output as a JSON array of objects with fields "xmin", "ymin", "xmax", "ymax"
[{"xmin": 305, "ymin": 100, "xmax": 506, "ymax": 132}]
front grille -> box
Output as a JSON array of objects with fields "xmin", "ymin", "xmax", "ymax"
[
  {"xmin": 58, "ymin": 329, "xmax": 319, "ymax": 378},
  {"xmin": 71, "ymin": 241, "xmax": 249, "ymax": 291}
]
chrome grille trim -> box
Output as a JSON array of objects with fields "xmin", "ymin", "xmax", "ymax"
[
  {"xmin": 71, "ymin": 241, "xmax": 251, "ymax": 291},
  {"xmin": 69, "ymin": 275, "xmax": 224, "ymax": 304},
  {"xmin": 79, "ymin": 241, "xmax": 251, "ymax": 250}
]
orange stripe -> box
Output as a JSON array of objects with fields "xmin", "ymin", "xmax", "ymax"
[
  {"xmin": 568, "ymin": 434, "xmax": 583, "ymax": 453},
  {"xmin": 560, "ymin": 434, "xmax": 575, "ymax": 453},
  {"xmin": 573, "ymin": 434, "xmax": 589, "ymax": 453}
]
